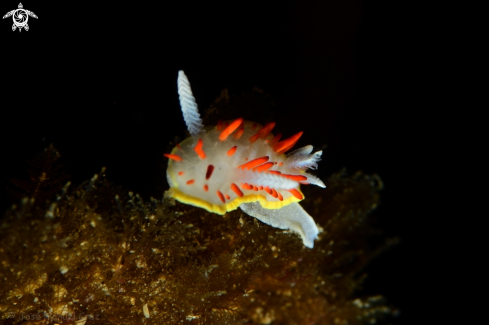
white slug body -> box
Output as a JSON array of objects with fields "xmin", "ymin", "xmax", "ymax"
[{"xmin": 164, "ymin": 71, "xmax": 325, "ymax": 248}]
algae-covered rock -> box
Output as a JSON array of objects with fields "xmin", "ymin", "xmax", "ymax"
[{"xmin": 0, "ymin": 165, "xmax": 396, "ymax": 324}]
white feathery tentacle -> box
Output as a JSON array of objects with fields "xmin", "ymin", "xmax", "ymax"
[
  {"xmin": 177, "ymin": 70, "xmax": 204, "ymax": 137},
  {"xmin": 287, "ymin": 145, "xmax": 313, "ymax": 157},
  {"xmin": 236, "ymin": 170, "xmax": 299, "ymax": 190},
  {"xmin": 303, "ymin": 173, "xmax": 326, "ymax": 188},
  {"xmin": 285, "ymin": 146, "xmax": 322, "ymax": 171}
]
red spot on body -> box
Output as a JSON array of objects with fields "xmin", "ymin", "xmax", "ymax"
[
  {"xmin": 206, "ymin": 164, "xmax": 214, "ymax": 180},
  {"xmin": 216, "ymin": 190, "xmax": 225, "ymax": 203},
  {"xmin": 186, "ymin": 179, "xmax": 195, "ymax": 185},
  {"xmin": 176, "ymin": 143, "xmax": 183, "ymax": 150},
  {"xmin": 231, "ymin": 183, "xmax": 244, "ymax": 197},
  {"xmin": 227, "ymin": 146, "xmax": 237, "ymax": 156},
  {"xmin": 238, "ymin": 156, "xmax": 269, "ymax": 170},
  {"xmin": 217, "ymin": 119, "xmax": 224, "ymax": 132},
  {"xmin": 251, "ymin": 123, "xmax": 257, "ymax": 130},
  {"xmin": 225, "ymin": 194, "xmax": 230, "ymax": 200},
  {"xmin": 252, "ymin": 185, "xmax": 258, "ymax": 191},
  {"xmin": 203, "ymin": 184, "xmax": 209, "ymax": 191},
  {"xmin": 164, "ymin": 153, "xmax": 183, "ymax": 161},
  {"xmin": 178, "ymin": 171, "xmax": 184, "ymax": 176},
  {"xmin": 194, "ymin": 138, "xmax": 206, "ymax": 159},
  {"xmin": 264, "ymin": 186, "xmax": 273, "ymax": 195}
]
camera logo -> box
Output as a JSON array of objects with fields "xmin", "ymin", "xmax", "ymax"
[{"xmin": 3, "ymin": 3, "xmax": 38, "ymax": 32}]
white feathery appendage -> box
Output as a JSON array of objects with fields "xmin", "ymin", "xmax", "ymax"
[
  {"xmin": 237, "ymin": 169, "xmax": 298, "ymax": 189},
  {"xmin": 240, "ymin": 201, "xmax": 319, "ymax": 248},
  {"xmin": 285, "ymin": 145, "xmax": 322, "ymax": 170},
  {"xmin": 303, "ymin": 173, "xmax": 326, "ymax": 188},
  {"xmin": 177, "ymin": 70, "xmax": 204, "ymax": 137},
  {"xmin": 287, "ymin": 145, "xmax": 313, "ymax": 157}
]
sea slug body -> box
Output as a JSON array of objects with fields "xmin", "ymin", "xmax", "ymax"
[{"xmin": 164, "ymin": 71, "xmax": 326, "ymax": 248}]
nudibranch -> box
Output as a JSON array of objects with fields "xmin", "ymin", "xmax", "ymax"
[{"xmin": 164, "ymin": 71, "xmax": 325, "ymax": 248}]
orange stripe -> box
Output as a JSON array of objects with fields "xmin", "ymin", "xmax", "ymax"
[
  {"xmin": 194, "ymin": 138, "xmax": 206, "ymax": 159},
  {"xmin": 227, "ymin": 146, "xmax": 237, "ymax": 157},
  {"xmin": 164, "ymin": 153, "xmax": 183, "ymax": 161},
  {"xmin": 270, "ymin": 188, "xmax": 278, "ymax": 198},
  {"xmin": 216, "ymin": 190, "xmax": 225, "ymax": 203},
  {"xmin": 238, "ymin": 156, "xmax": 269, "ymax": 170},
  {"xmin": 282, "ymin": 174, "xmax": 308, "ymax": 182},
  {"xmin": 257, "ymin": 122, "xmax": 276, "ymax": 139},
  {"xmin": 287, "ymin": 188, "xmax": 303, "ymax": 200},
  {"xmin": 277, "ymin": 140, "xmax": 300, "ymax": 154},
  {"xmin": 264, "ymin": 186, "xmax": 273, "ymax": 195},
  {"xmin": 276, "ymin": 191, "xmax": 283, "ymax": 201},
  {"xmin": 267, "ymin": 170, "xmax": 281, "ymax": 175},
  {"xmin": 219, "ymin": 118, "xmax": 243, "ymax": 141},
  {"xmin": 233, "ymin": 128, "xmax": 244, "ymax": 140},
  {"xmin": 272, "ymin": 132, "xmax": 303, "ymax": 153},
  {"xmin": 249, "ymin": 132, "xmax": 260, "ymax": 144},
  {"xmin": 241, "ymin": 183, "xmax": 253, "ymax": 190},
  {"xmin": 186, "ymin": 179, "xmax": 195, "ymax": 185},
  {"xmin": 252, "ymin": 162, "xmax": 274, "ymax": 172},
  {"xmin": 231, "ymin": 183, "xmax": 243, "ymax": 197}
]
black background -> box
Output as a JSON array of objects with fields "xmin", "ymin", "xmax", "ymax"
[{"xmin": 0, "ymin": 1, "xmax": 448, "ymax": 324}]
